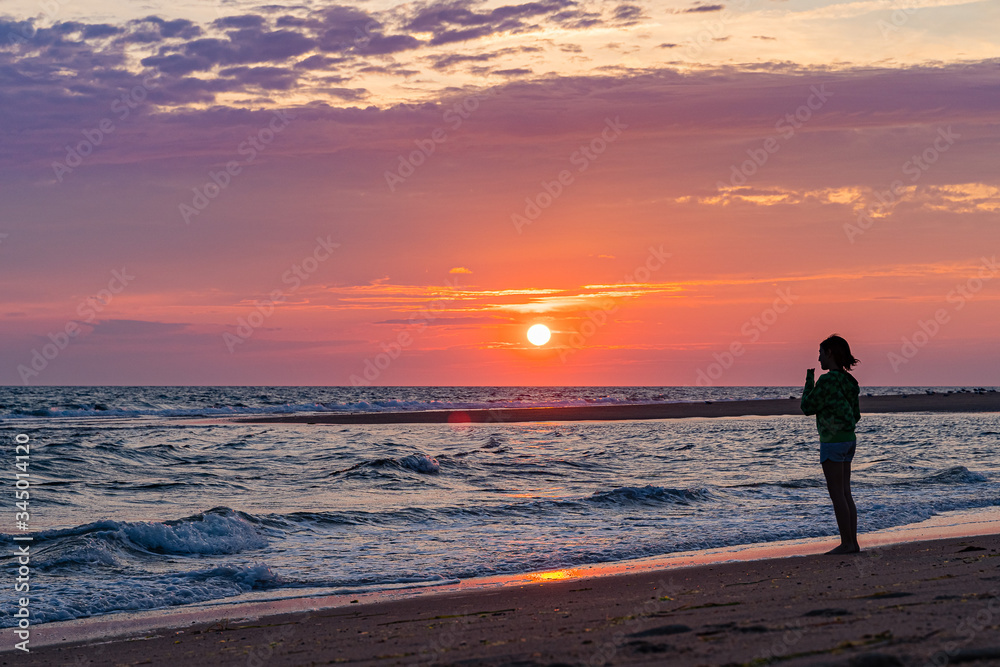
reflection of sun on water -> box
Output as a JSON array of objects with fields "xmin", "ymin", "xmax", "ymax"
[
  {"xmin": 527, "ymin": 324, "xmax": 551, "ymax": 346},
  {"xmin": 529, "ymin": 568, "xmax": 579, "ymax": 581}
]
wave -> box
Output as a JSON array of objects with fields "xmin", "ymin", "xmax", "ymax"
[
  {"xmin": 727, "ymin": 477, "xmax": 826, "ymax": 490},
  {"xmin": 17, "ymin": 507, "xmax": 270, "ymax": 560},
  {"xmin": 3, "ymin": 480, "xmax": 999, "ymax": 627},
  {"xmin": 587, "ymin": 485, "xmax": 713, "ymax": 505},
  {"xmin": 0, "ymin": 508, "xmax": 280, "ymax": 626},
  {"xmin": 330, "ymin": 453, "xmax": 441, "ymax": 476},
  {"xmin": 729, "ymin": 466, "xmax": 989, "ymax": 491},
  {"xmin": 0, "ymin": 562, "xmax": 280, "ymax": 626},
  {"xmin": 893, "ymin": 466, "xmax": 989, "ymax": 486}
]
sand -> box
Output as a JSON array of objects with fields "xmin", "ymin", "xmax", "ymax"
[
  {"xmin": 231, "ymin": 391, "xmax": 1000, "ymax": 425},
  {"xmin": 13, "ymin": 524, "xmax": 1000, "ymax": 666},
  {"xmin": 12, "ymin": 393, "xmax": 999, "ymax": 665}
]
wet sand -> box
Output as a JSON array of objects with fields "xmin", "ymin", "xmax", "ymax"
[
  {"xmin": 14, "ymin": 532, "xmax": 1000, "ymax": 666},
  {"xmin": 231, "ymin": 392, "xmax": 1000, "ymax": 424}
]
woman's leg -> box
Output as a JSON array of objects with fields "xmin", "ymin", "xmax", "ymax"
[
  {"xmin": 844, "ymin": 461, "xmax": 859, "ymax": 550},
  {"xmin": 822, "ymin": 460, "xmax": 859, "ymax": 554}
]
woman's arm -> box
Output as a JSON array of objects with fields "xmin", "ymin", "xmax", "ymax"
[{"xmin": 801, "ymin": 368, "xmax": 820, "ymax": 415}]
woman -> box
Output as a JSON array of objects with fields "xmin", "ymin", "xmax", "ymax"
[{"xmin": 801, "ymin": 334, "xmax": 861, "ymax": 554}]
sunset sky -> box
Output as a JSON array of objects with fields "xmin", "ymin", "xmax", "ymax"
[{"xmin": 1, "ymin": 0, "xmax": 998, "ymax": 386}]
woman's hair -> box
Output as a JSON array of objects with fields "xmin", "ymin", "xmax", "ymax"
[{"xmin": 821, "ymin": 334, "xmax": 859, "ymax": 370}]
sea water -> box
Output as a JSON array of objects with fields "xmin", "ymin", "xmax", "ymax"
[{"xmin": 1, "ymin": 386, "xmax": 998, "ymax": 627}]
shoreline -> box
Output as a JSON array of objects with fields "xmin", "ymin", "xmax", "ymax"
[
  {"xmin": 15, "ymin": 507, "xmax": 1000, "ymax": 664},
  {"xmin": 228, "ymin": 392, "xmax": 1000, "ymax": 424}
]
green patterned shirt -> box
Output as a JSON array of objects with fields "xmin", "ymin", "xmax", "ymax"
[{"xmin": 801, "ymin": 369, "xmax": 861, "ymax": 443}]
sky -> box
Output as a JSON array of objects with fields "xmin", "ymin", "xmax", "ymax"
[{"xmin": 1, "ymin": 0, "xmax": 998, "ymax": 386}]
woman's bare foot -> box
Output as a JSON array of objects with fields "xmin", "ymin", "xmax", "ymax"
[{"xmin": 825, "ymin": 544, "xmax": 860, "ymax": 555}]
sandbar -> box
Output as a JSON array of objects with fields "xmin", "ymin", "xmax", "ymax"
[{"xmin": 231, "ymin": 391, "xmax": 1000, "ymax": 425}]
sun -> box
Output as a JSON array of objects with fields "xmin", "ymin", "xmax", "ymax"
[{"xmin": 526, "ymin": 324, "xmax": 551, "ymax": 346}]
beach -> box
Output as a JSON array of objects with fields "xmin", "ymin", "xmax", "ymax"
[
  {"xmin": 4, "ymin": 386, "xmax": 998, "ymax": 665},
  {"xmin": 16, "ymin": 525, "xmax": 1000, "ymax": 666},
  {"xmin": 7, "ymin": 0, "xmax": 999, "ymax": 659},
  {"xmin": 233, "ymin": 391, "xmax": 1000, "ymax": 424}
]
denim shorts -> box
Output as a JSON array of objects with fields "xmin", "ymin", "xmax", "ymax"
[{"xmin": 820, "ymin": 440, "xmax": 856, "ymax": 463}]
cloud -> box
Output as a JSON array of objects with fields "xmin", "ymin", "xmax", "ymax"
[
  {"xmin": 322, "ymin": 86, "xmax": 370, "ymax": 101},
  {"xmin": 679, "ymin": 183, "xmax": 1000, "ymax": 217},
  {"xmin": 678, "ymin": 185, "xmax": 895, "ymax": 213},
  {"xmin": 0, "ymin": 19, "xmax": 36, "ymax": 46},
  {"xmin": 494, "ymin": 67, "xmax": 532, "ymax": 76},
  {"xmin": 404, "ymin": 0, "xmax": 605, "ymax": 45},
  {"xmin": 88, "ymin": 319, "xmax": 190, "ymax": 336},
  {"xmin": 3, "ymin": 48, "xmax": 1000, "ymax": 188},
  {"xmin": 612, "ymin": 4, "xmax": 648, "ymax": 25},
  {"xmin": 355, "ymin": 33, "xmax": 422, "ymax": 55},
  {"xmin": 294, "ymin": 54, "xmax": 346, "ymax": 69},
  {"xmin": 548, "ymin": 7, "xmax": 604, "ymax": 29},
  {"xmin": 916, "ymin": 183, "xmax": 1000, "ymax": 214},
  {"xmin": 218, "ymin": 65, "xmax": 300, "ymax": 90},
  {"xmin": 6, "ymin": 2, "xmax": 992, "ymax": 145},
  {"xmin": 429, "ymin": 51, "xmax": 504, "ymax": 70},
  {"xmin": 177, "ymin": 30, "xmax": 316, "ymax": 70},
  {"xmin": 140, "ymin": 53, "xmax": 208, "ymax": 76},
  {"xmin": 374, "ymin": 316, "xmax": 505, "ymax": 326},
  {"xmin": 427, "ymin": 46, "xmax": 541, "ymax": 70},
  {"xmin": 84, "ymin": 7, "xmax": 419, "ymax": 90},
  {"xmin": 126, "ymin": 16, "xmax": 202, "ymax": 42},
  {"xmin": 682, "ymin": 3, "xmax": 726, "ymax": 12},
  {"xmin": 304, "ymin": 5, "xmax": 421, "ymax": 55},
  {"xmin": 212, "ymin": 15, "xmax": 267, "ymax": 31}
]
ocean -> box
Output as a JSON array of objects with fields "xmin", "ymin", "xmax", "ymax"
[{"xmin": 2, "ymin": 386, "xmax": 998, "ymax": 627}]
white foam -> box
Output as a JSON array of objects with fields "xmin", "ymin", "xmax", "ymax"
[
  {"xmin": 398, "ymin": 454, "xmax": 440, "ymax": 474},
  {"xmin": 2, "ymin": 562, "xmax": 281, "ymax": 625},
  {"xmin": 119, "ymin": 510, "xmax": 269, "ymax": 555}
]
